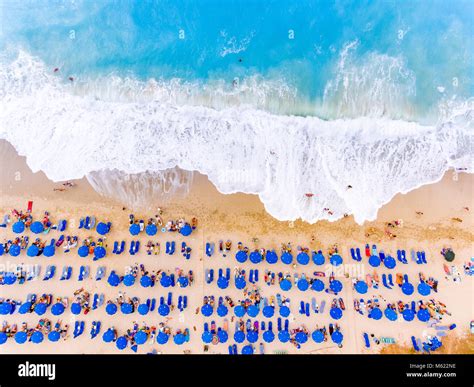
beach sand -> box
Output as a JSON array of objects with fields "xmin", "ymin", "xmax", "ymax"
[{"xmin": 0, "ymin": 139, "xmax": 472, "ymax": 354}]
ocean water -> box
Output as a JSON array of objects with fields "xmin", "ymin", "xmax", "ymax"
[{"xmin": 0, "ymin": 0, "xmax": 473, "ymax": 223}]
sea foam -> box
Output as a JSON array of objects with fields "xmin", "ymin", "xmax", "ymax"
[{"xmin": 1, "ymin": 51, "xmax": 472, "ymax": 224}]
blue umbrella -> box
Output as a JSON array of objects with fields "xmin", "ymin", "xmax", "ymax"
[
  {"xmin": 311, "ymin": 279, "xmax": 325, "ymax": 292},
  {"xmin": 242, "ymin": 345, "xmax": 254, "ymax": 355},
  {"xmin": 402, "ymin": 309, "xmax": 415, "ymax": 322},
  {"xmin": 280, "ymin": 279, "xmax": 292, "ymax": 291},
  {"xmin": 383, "ymin": 256, "xmax": 396, "ymax": 269},
  {"xmin": 158, "ymin": 304, "xmax": 170, "ymax": 316},
  {"xmin": 138, "ymin": 303, "xmax": 149, "ymax": 315},
  {"xmin": 266, "ymin": 251, "xmax": 278, "ymax": 264},
  {"xmin": 417, "ymin": 309, "xmax": 430, "ymax": 322},
  {"xmin": 12, "ymin": 221, "xmax": 25, "ymax": 234},
  {"xmin": 0, "ymin": 302, "xmax": 12, "ymax": 315},
  {"xmin": 355, "ymin": 281, "xmax": 368, "ymax": 294},
  {"xmin": 330, "ymin": 254, "xmax": 343, "ymax": 266},
  {"xmin": 71, "ymin": 303, "xmax": 81, "ymax": 315},
  {"xmin": 4, "ymin": 273, "xmax": 16, "ymax": 285},
  {"xmin": 330, "ymin": 307, "xmax": 343, "ymax": 320},
  {"xmin": 43, "ymin": 245, "xmax": 55, "ymax": 257},
  {"xmin": 368, "ymin": 255, "xmax": 381, "ymax": 267},
  {"xmin": 146, "ymin": 224, "xmax": 157, "ymax": 236},
  {"xmin": 217, "ymin": 330, "xmax": 228, "ymax": 343},
  {"xmin": 94, "ymin": 246, "xmax": 106, "ymax": 259},
  {"xmin": 106, "ymin": 303, "xmax": 117, "ymax": 315},
  {"xmin": 249, "ymin": 251, "xmax": 262, "ymax": 264},
  {"xmin": 234, "ymin": 331, "xmax": 245, "ymax": 343},
  {"xmin": 134, "ymin": 331, "xmax": 148, "ymax": 345},
  {"xmin": 235, "ymin": 250, "xmax": 248, "ymax": 263},
  {"xmin": 178, "ymin": 277, "xmax": 188, "ymax": 288},
  {"xmin": 123, "ymin": 274, "xmax": 136, "ymax": 287},
  {"xmin": 202, "ymin": 330, "xmax": 213, "ymax": 344},
  {"xmin": 295, "ymin": 331, "xmax": 308, "ymax": 344},
  {"xmin": 234, "ymin": 305, "xmax": 246, "ymax": 317},
  {"xmin": 48, "ymin": 331, "xmax": 60, "ymax": 342},
  {"xmin": 401, "ymin": 282, "xmax": 414, "ymax": 296},
  {"xmin": 140, "ymin": 275, "xmax": 152, "ymax": 288},
  {"xmin": 96, "ymin": 222, "xmax": 110, "ymax": 235},
  {"xmin": 0, "ymin": 332, "xmax": 7, "ymax": 345},
  {"xmin": 19, "ymin": 302, "xmax": 32, "ymax": 314},
  {"xmin": 51, "ymin": 303, "xmax": 65, "ymax": 316},
  {"xmin": 384, "ymin": 308, "xmax": 398, "ymax": 321},
  {"xmin": 27, "ymin": 244, "xmax": 39, "ymax": 257},
  {"xmin": 107, "ymin": 272, "xmax": 120, "ymax": 287},
  {"xmin": 247, "ymin": 330, "xmax": 258, "ymax": 343},
  {"xmin": 418, "ymin": 282, "xmax": 431, "ymax": 296},
  {"xmin": 9, "ymin": 245, "xmax": 20, "ymax": 257},
  {"xmin": 369, "ymin": 307, "xmax": 383, "ymax": 320},
  {"xmin": 0, "ymin": 244, "xmax": 3, "ymax": 255},
  {"xmin": 160, "ymin": 275, "xmax": 172, "ymax": 288},
  {"xmin": 330, "ymin": 280, "xmax": 343, "ymax": 293},
  {"xmin": 281, "ymin": 252, "xmax": 293, "ymax": 265},
  {"xmin": 15, "ymin": 331, "xmax": 28, "ymax": 344},
  {"xmin": 312, "ymin": 330, "xmax": 325, "ymax": 343},
  {"xmin": 179, "ymin": 224, "xmax": 192, "ymax": 236},
  {"xmin": 331, "ymin": 331, "xmax": 343, "ymax": 344},
  {"xmin": 78, "ymin": 245, "xmax": 89, "ymax": 257},
  {"xmin": 263, "ymin": 330, "xmax": 275, "ymax": 343},
  {"xmin": 201, "ymin": 304, "xmax": 213, "ymax": 317},
  {"xmin": 116, "ymin": 336, "xmax": 128, "ymax": 350},
  {"xmin": 217, "ymin": 305, "xmax": 228, "ymax": 317},
  {"xmin": 297, "ymin": 252, "xmax": 310, "ymax": 265},
  {"xmin": 157, "ymin": 331, "xmax": 169, "ymax": 345},
  {"xmin": 297, "ymin": 278, "xmax": 309, "ymax": 291},
  {"xmin": 30, "ymin": 221, "xmax": 44, "ymax": 234},
  {"xmin": 121, "ymin": 303, "xmax": 133, "ymax": 314},
  {"xmin": 263, "ymin": 306, "xmax": 274, "ymax": 318},
  {"xmin": 312, "ymin": 252, "xmax": 325, "ymax": 265},
  {"xmin": 173, "ymin": 334, "xmax": 186, "ymax": 345},
  {"xmin": 279, "ymin": 306, "xmax": 290, "ymax": 317},
  {"xmin": 217, "ymin": 276, "xmax": 229, "ymax": 289},
  {"xmin": 129, "ymin": 223, "xmax": 140, "ymax": 235},
  {"xmin": 34, "ymin": 303, "xmax": 47, "ymax": 316},
  {"xmin": 235, "ymin": 276, "xmax": 246, "ymax": 289},
  {"xmin": 103, "ymin": 329, "xmax": 115, "ymax": 343},
  {"xmin": 278, "ymin": 330, "xmax": 290, "ymax": 343},
  {"xmin": 31, "ymin": 331, "xmax": 44, "ymax": 344},
  {"xmin": 247, "ymin": 305, "xmax": 259, "ymax": 318}
]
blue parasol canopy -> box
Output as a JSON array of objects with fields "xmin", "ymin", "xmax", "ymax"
[
  {"xmin": 31, "ymin": 331, "xmax": 44, "ymax": 344},
  {"xmin": 160, "ymin": 275, "xmax": 172, "ymax": 288},
  {"xmin": 201, "ymin": 304, "xmax": 213, "ymax": 317},
  {"xmin": 138, "ymin": 303, "xmax": 149, "ymax": 315},
  {"xmin": 383, "ymin": 256, "xmax": 396, "ymax": 269},
  {"xmin": 43, "ymin": 245, "xmax": 55, "ymax": 257},
  {"xmin": 15, "ymin": 331, "xmax": 28, "ymax": 344},
  {"xmin": 34, "ymin": 303, "xmax": 47, "ymax": 316},
  {"xmin": 281, "ymin": 252, "xmax": 293, "ymax": 265},
  {"xmin": 249, "ymin": 251, "xmax": 262, "ymax": 264},
  {"xmin": 235, "ymin": 250, "xmax": 248, "ymax": 263},
  {"xmin": 330, "ymin": 307, "xmax": 343, "ymax": 320},
  {"xmin": 178, "ymin": 276, "xmax": 188, "ymax": 288},
  {"xmin": 247, "ymin": 330, "xmax": 258, "ymax": 343},
  {"xmin": 297, "ymin": 278, "xmax": 309, "ymax": 291},
  {"xmin": 27, "ymin": 244, "xmax": 39, "ymax": 257},
  {"xmin": 279, "ymin": 306, "xmax": 290, "ymax": 317},
  {"xmin": 156, "ymin": 331, "xmax": 169, "ymax": 345},
  {"xmin": 418, "ymin": 282, "xmax": 431, "ymax": 296},
  {"xmin": 330, "ymin": 254, "xmax": 343, "ymax": 266},
  {"xmin": 19, "ymin": 302, "xmax": 32, "ymax": 314},
  {"xmin": 369, "ymin": 307, "xmax": 383, "ymax": 320},
  {"xmin": 134, "ymin": 331, "xmax": 148, "ymax": 345},
  {"xmin": 331, "ymin": 331, "xmax": 343, "ymax": 344},
  {"xmin": 417, "ymin": 309, "xmax": 430, "ymax": 322},
  {"xmin": 217, "ymin": 276, "xmax": 229, "ymax": 289},
  {"xmin": 116, "ymin": 336, "xmax": 127, "ymax": 350},
  {"xmin": 71, "ymin": 302, "xmax": 82, "ymax": 315},
  {"xmin": 78, "ymin": 245, "xmax": 89, "ymax": 257},
  {"xmin": 402, "ymin": 308, "xmax": 415, "ymax": 322},
  {"xmin": 355, "ymin": 281, "xmax": 368, "ymax": 294},
  {"xmin": 0, "ymin": 332, "xmax": 7, "ymax": 345},
  {"xmin": 173, "ymin": 333, "xmax": 186, "ymax": 345},
  {"xmin": 141, "ymin": 275, "xmax": 153, "ymax": 288},
  {"xmin": 312, "ymin": 252, "xmax": 325, "ymax": 265},
  {"xmin": 295, "ymin": 331, "xmax": 308, "ymax": 344},
  {"xmin": 94, "ymin": 246, "xmax": 106, "ymax": 259},
  {"xmin": 242, "ymin": 345, "xmax": 254, "ymax": 355},
  {"xmin": 179, "ymin": 224, "xmax": 192, "ymax": 236},
  {"xmin": 146, "ymin": 224, "xmax": 158, "ymax": 236},
  {"xmin": 217, "ymin": 305, "xmax": 228, "ymax": 317},
  {"xmin": 234, "ymin": 305, "xmax": 246, "ymax": 317},
  {"xmin": 263, "ymin": 305, "xmax": 274, "ymax": 318},
  {"xmin": 0, "ymin": 302, "xmax": 12, "ymax": 315},
  {"xmin": 123, "ymin": 274, "xmax": 135, "ymax": 287},
  {"xmin": 107, "ymin": 272, "xmax": 121, "ymax": 287},
  {"xmin": 129, "ymin": 223, "xmax": 140, "ymax": 235},
  {"xmin": 297, "ymin": 252, "xmax": 310, "ymax": 265},
  {"xmin": 278, "ymin": 330, "xmax": 290, "ymax": 343},
  {"xmin": 12, "ymin": 221, "xmax": 25, "ymax": 234},
  {"xmin": 96, "ymin": 222, "xmax": 110, "ymax": 235},
  {"xmin": 202, "ymin": 330, "xmax": 213, "ymax": 344},
  {"xmin": 48, "ymin": 331, "xmax": 60, "ymax": 342},
  {"xmin": 233, "ymin": 331, "xmax": 245, "ymax": 343},
  {"xmin": 158, "ymin": 304, "xmax": 170, "ymax": 316},
  {"xmin": 9, "ymin": 245, "xmax": 21, "ymax": 257},
  {"xmin": 312, "ymin": 330, "xmax": 325, "ymax": 343},
  {"xmin": 311, "ymin": 279, "xmax": 325, "ymax": 292},
  {"xmin": 235, "ymin": 276, "xmax": 246, "ymax": 289},
  {"xmin": 103, "ymin": 329, "xmax": 115, "ymax": 343},
  {"xmin": 106, "ymin": 303, "xmax": 118, "ymax": 315},
  {"xmin": 217, "ymin": 330, "xmax": 228, "ymax": 343},
  {"xmin": 51, "ymin": 303, "xmax": 65, "ymax": 316},
  {"xmin": 368, "ymin": 255, "xmax": 381, "ymax": 267},
  {"xmin": 247, "ymin": 305, "xmax": 259, "ymax": 318},
  {"xmin": 280, "ymin": 279, "xmax": 292, "ymax": 291},
  {"xmin": 263, "ymin": 330, "xmax": 275, "ymax": 343},
  {"xmin": 0, "ymin": 244, "xmax": 3, "ymax": 255},
  {"xmin": 384, "ymin": 308, "xmax": 398, "ymax": 321},
  {"xmin": 121, "ymin": 303, "xmax": 133, "ymax": 314},
  {"xmin": 266, "ymin": 251, "xmax": 278, "ymax": 264},
  {"xmin": 4, "ymin": 273, "xmax": 16, "ymax": 285},
  {"xmin": 330, "ymin": 280, "xmax": 343, "ymax": 293},
  {"xmin": 30, "ymin": 221, "xmax": 44, "ymax": 234},
  {"xmin": 401, "ymin": 282, "xmax": 414, "ymax": 296}
]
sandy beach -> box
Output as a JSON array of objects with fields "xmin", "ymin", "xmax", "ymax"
[{"xmin": 0, "ymin": 139, "xmax": 472, "ymax": 354}]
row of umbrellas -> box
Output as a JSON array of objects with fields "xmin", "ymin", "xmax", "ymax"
[{"xmin": 235, "ymin": 250, "xmax": 343, "ymax": 266}]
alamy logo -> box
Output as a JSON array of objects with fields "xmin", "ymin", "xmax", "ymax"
[{"xmin": 18, "ymin": 361, "xmax": 56, "ymax": 381}]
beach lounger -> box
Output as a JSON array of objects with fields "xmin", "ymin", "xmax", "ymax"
[
  {"xmin": 129, "ymin": 241, "xmax": 136, "ymax": 255},
  {"xmin": 299, "ymin": 301, "xmax": 305, "ymax": 315},
  {"xmin": 43, "ymin": 265, "xmax": 56, "ymax": 280},
  {"xmin": 363, "ymin": 333, "xmax": 370, "ymax": 348},
  {"xmin": 134, "ymin": 241, "xmax": 140, "ymax": 254},
  {"xmin": 382, "ymin": 274, "xmax": 391, "ymax": 289},
  {"xmin": 95, "ymin": 266, "xmax": 106, "ymax": 281},
  {"xmin": 79, "ymin": 218, "xmax": 85, "ymax": 229},
  {"xmin": 73, "ymin": 321, "xmax": 85, "ymax": 338},
  {"xmin": 150, "ymin": 298, "xmax": 156, "ymax": 311},
  {"xmin": 355, "ymin": 248, "xmax": 362, "ymax": 261},
  {"xmin": 320, "ymin": 300, "xmax": 326, "ymax": 313},
  {"xmin": 388, "ymin": 274, "xmax": 394, "ymax": 287},
  {"xmin": 113, "ymin": 241, "xmax": 118, "ymax": 254}
]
